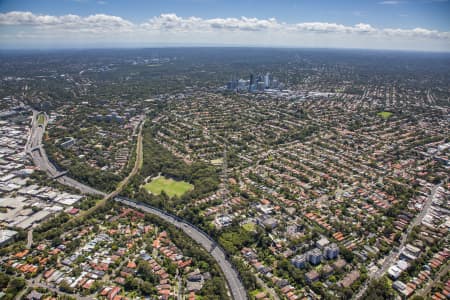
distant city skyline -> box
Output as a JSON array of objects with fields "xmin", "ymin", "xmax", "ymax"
[{"xmin": 1, "ymin": 0, "xmax": 449, "ymax": 51}]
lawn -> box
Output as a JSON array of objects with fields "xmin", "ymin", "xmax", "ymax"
[
  {"xmin": 143, "ymin": 176, "xmax": 194, "ymax": 198},
  {"xmin": 242, "ymin": 222, "xmax": 256, "ymax": 232},
  {"xmin": 37, "ymin": 114, "xmax": 45, "ymax": 125},
  {"xmin": 210, "ymin": 158, "xmax": 223, "ymax": 166},
  {"xmin": 377, "ymin": 111, "xmax": 393, "ymax": 119}
]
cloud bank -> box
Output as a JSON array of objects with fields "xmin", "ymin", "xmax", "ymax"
[{"xmin": 0, "ymin": 11, "xmax": 449, "ymax": 51}]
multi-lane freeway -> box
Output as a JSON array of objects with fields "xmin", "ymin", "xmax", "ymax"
[
  {"xmin": 26, "ymin": 111, "xmax": 106, "ymax": 196},
  {"xmin": 115, "ymin": 197, "xmax": 247, "ymax": 300},
  {"xmin": 26, "ymin": 111, "xmax": 247, "ymax": 300}
]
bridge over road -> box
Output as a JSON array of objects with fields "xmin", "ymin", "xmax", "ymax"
[{"xmin": 25, "ymin": 111, "xmax": 247, "ymax": 300}]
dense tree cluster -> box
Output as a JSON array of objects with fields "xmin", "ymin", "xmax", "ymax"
[
  {"xmin": 141, "ymin": 125, "xmax": 219, "ymax": 192},
  {"xmin": 361, "ymin": 277, "xmax": 396, "ymax": 300},
  {"xmin": 122, "ymin": 123, "xmax": 220, "ymax": 211},
  {"xmin": 0, "ymin": 272, "xmax": 26, "ymax": 299}
]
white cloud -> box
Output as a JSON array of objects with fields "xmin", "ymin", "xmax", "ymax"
[
  {"xmin": 0, "ymin": 11, "xmax": 133, "ymax": 32},
  {"xmin": 140, "ymin": 14, "xmax": 281, "ymax": 32},
  {"xmin": 141, "ymin": 14, "xmax": 203, "ymax": 31},
  {"xmin": 292, "ymin": 22, "xmax": 376, "ymax": 34},
  {"xmin": 0, "ymin": 11, "xmax": 449, "ymax": 51},
  {"xmin": 383, "ymin": 27, "xmax": 450, "ymax": 39},
  {"xmin": 0, "ymin": 11, "xmax": 60, "ymax": 25},
  {"xmin": 206, "ymin": 17, "xmax": 280, "ymax": 31}
]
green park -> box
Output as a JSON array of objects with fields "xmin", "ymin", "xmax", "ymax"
[
  {"xmin": 37, "ymin": 113, "xmax": 45, "ymax": 125},
  {"xmin": 143, "ymin": 176, "xmax": 194, "ymax": 198},
  {"xmin": 377, "ymin": 111, "xmax": 393, "ymax": 119}
]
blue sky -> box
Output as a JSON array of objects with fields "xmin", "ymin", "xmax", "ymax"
[
  {"xmin": 2, "ymin": 0, "xmax": 449, "ymax": 29},
  {"xmin": 0, "ymin": 0, "xmax": 449, "ymax": 51}
]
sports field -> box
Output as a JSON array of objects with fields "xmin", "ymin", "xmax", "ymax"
[
  {"xmin": 143, "ymin": 176, "xmax": 194, "ymax": 198},
  {"xmin": 377, "ymin": 111, "xmax": 393, "ymax": 119}
]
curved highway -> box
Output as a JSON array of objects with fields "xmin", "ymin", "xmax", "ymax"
[
  {"xmin": 115, "ymin": 197, "xmax": 247, "ymax": 300},
  {"xmin": 26, "ymin": 111, "xmax": 247, "ymax": 300},
  {"xmin": 26, "ymin": 111, "xmax": 106, "ymax": 196}
]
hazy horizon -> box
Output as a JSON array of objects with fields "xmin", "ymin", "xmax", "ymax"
[
  {"xmin": 1, "ymin": 45, "xmax": 450, "ymax": 54},
  {"xmin": 1, "ymin": 0, "xmax": 449, "ymax": 52}
]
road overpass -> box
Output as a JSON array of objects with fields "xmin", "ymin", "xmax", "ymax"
[
  {"xmin": 26, "ymin": 111, "xmax": 105, "ymax": 196},
  {"xmin": 25, "ymin": 111, "xmax": 247, "ymax": 299}
]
